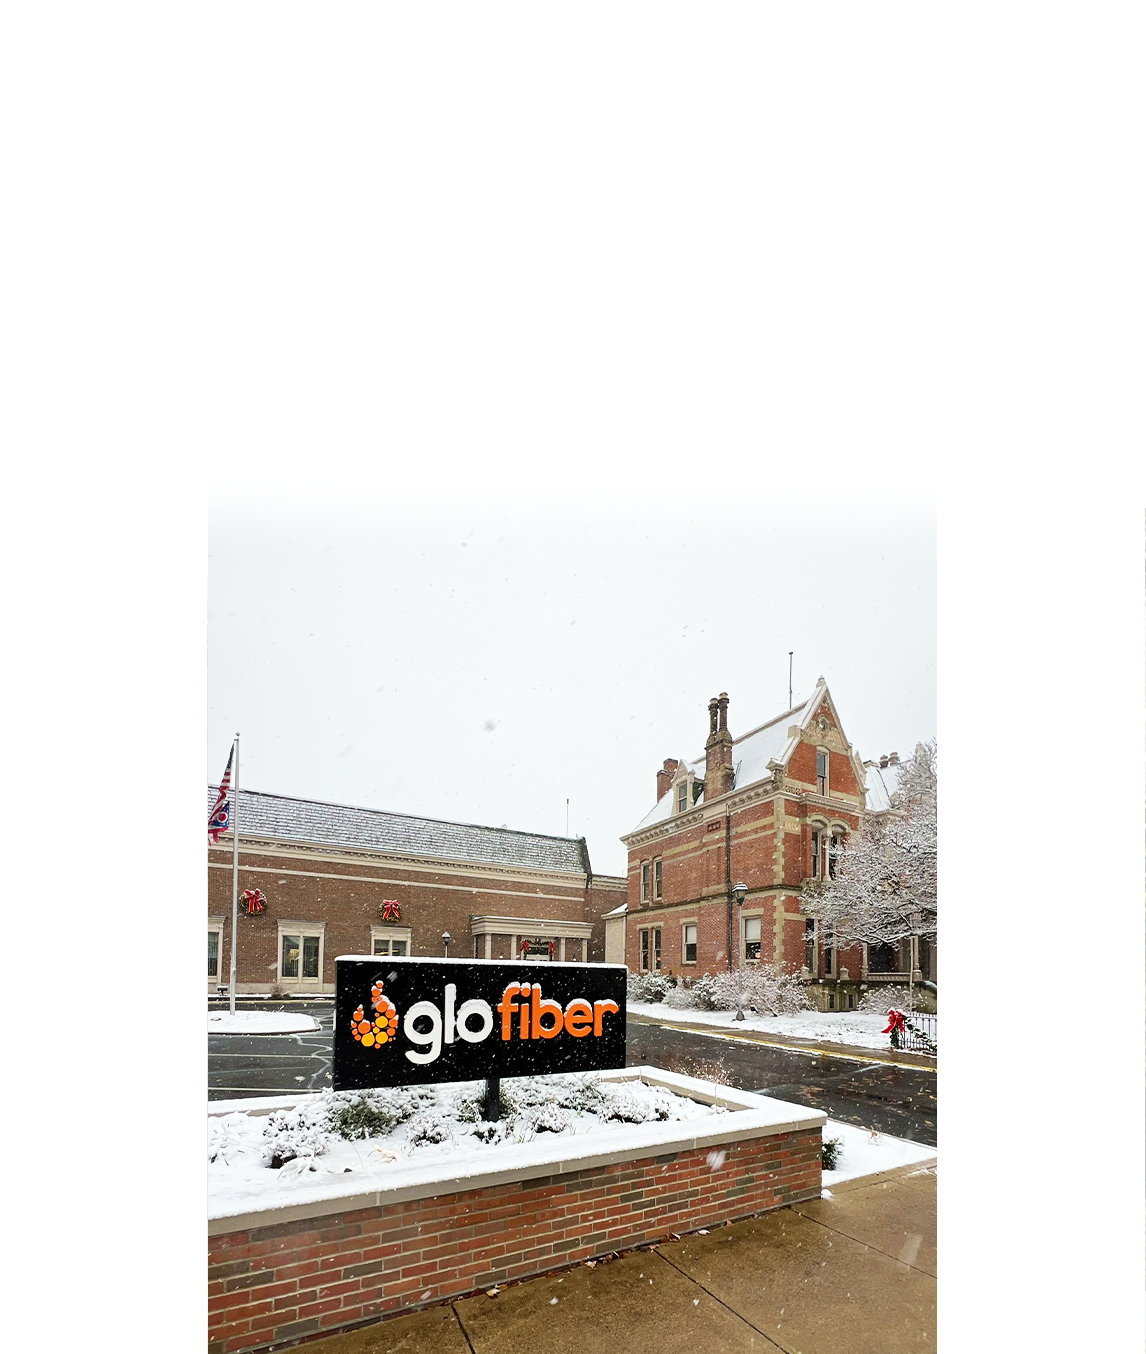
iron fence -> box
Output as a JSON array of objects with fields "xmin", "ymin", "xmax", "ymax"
[{"xmin": 897, "ymin": 1010, "xmax": 937, "ymax": 1053}]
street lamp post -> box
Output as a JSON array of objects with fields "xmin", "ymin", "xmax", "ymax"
[
  {"xmin": 442, "ymin": 931, "xmax": 451, "ymax": 958},
  {"xmin": 732, "ymin": 882, "xmax": 748, "ymax": 1020}
]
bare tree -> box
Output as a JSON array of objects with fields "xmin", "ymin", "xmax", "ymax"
[
  {"xmin": 711, "ymin": 963, "xmax": 810, "ymax": 1020},
  {"xmin": 802, "ymin": 740, "xmax": 937, "ymax": 1015}
]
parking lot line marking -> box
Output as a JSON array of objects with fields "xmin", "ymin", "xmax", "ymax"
[{"xmin": 650, "ymin": 1020, "xmax": 937, "ymax": 1074}]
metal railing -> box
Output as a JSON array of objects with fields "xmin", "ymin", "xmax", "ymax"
[{"xmin": 896, "ymin": 1010, "xmax": 937, "ymax": 1053}]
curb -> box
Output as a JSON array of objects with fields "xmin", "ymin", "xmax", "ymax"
[
  {"xmin": 628, "ymin": 1012, "xmax": 937, "ymax": 1071},
  {"xmin": 820, "ymin": 1158, "xmax": 938, "ymax": 1195}
]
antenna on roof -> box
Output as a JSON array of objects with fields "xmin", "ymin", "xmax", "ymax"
[
  {"xmin": 566, "ymin": 798, "xmax": 569, "ymax": 836},
  {"xmin": 788, "ymin": 652, "xmax": 793, "ymax": 710}
]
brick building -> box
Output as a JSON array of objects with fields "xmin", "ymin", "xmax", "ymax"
[
  {"xmin": 618, "ymin": 679, "xmax": 930, "ymax": 1011},
  {"xmin": 207, "ymin": 789, "xmax": 626, "ymax": 996}
]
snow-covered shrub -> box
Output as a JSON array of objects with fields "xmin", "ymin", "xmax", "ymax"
[
  {"xmin": 601, "ymin": 1087, "xmax": 671, "ymax": 1124},
  {"xmin": 325, "ymin": 1089, "xmax": 419, "ymax": 1141},
  {"xmin": 822, "ymin": 1135, "xmax": 842, "ymax": 1170},
  {"xmin": 687, "ymin": 974, "xmax": 722, "ymax": 1010},
  {"xmin": 857, "ymin": 985, "xmax": 927, "ymax": 1014},
  {"xmin": 664, "ymin": 984, "xmax": 695, "ymax": 1009},
  {"xmin": 262, "ymin": 1104, "xmax": 331, "ymax": 1169},
  {"xmin": 627, "ymin": 970, "xmax": 673, "ymax": 1003},
  {"xmin": 406, "ymin": 1110, "xmax": 455, "ymax": 1149},
  {"xmin": 710, "ymin": 964, "xmax": 810, "ymax": 1017}
]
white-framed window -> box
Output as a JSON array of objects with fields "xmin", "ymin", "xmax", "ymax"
[
  {"xmin": 743, "ymin": 915, "xmax": 762, "ymax": 962},
  {"xmin": 639, "ymin": 926, "xmax": 662, "ymax": 971},
  {"xmin": 804, "ymin": 917, "xmax": 815, "ymax": 972},
  {"xmin": 677, "ymin": 782, "xmax": 688, "ymax": 814},
  {"xmin": 370, "ymin": 924, "xmax": 412, "ymax": 957},
  {"xmin": 816, "ymin": 748, "xmax": 829, "ymax": 796},
  {"xmin": 653, "ymin": 857, "xmax": 663, "ymax": 900},
  {"xmin": 641, "ymin": 862, "xmax": 650, "ymax": 902},
  {"xmin": 811, "ymin": 827, "xmax": 823, "ymax": 878},
  {"xmin": 682, "ymin": 923, "xmax": 697, "ymax": 965},
  {"xmin": 207, "ymin": 917, "xmax": 224, "ymax": 985},
  {"xmin": 277, "ymin": 921, "xmax": 325, "ymax": 988}
]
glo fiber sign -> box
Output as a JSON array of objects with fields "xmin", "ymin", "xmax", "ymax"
[{"xmin": 332, "ymin": 956, "xmax": 627, "ymax": 1090}]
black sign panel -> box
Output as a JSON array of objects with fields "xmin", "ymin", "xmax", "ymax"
[{"xmin": 332, "ymin": 956, "xmax": 628, "ymax": 1091}]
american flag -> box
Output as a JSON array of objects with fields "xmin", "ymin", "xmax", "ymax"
[{"xmin": 208, "ymin": 745, "xmax": 234, "ymax": 842}]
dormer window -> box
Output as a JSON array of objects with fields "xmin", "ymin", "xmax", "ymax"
[
  {"xmin": 816, "ymin": 749, "xmax": 828, "ymax": 795},
  {"xmin": 676, "ymin": 782, "xmax": 688, "ymax": 814}
]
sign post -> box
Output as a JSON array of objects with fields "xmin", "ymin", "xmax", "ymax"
[{"xmin": 332, "ymin": 957, "xmax": 628, "ymax": 1105}]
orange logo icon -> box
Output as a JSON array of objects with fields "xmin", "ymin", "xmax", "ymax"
[{"xmin": 350, "ymin": 978, "xmax": 399, "ymax": 1050}]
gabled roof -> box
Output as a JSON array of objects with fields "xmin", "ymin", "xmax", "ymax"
[
  {"xmin": 627, "ymin": 690, "xmax": 823, "ymax": 834},
  {"xmin": 207, "ymin": 787, "xmax": 589, "ymax": 875}
]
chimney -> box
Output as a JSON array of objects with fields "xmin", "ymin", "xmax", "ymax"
[
  {"xmin": 656, "ymin": 758, "xmax": 679, "ymax": 801},
  {"xmin": 704, "ymin": 692, "xmax": 735, "ymax": 801},
  {"xmin": 879, "ymin": 754, "xmax": 889, "ymax": 769},
  {"xmin": 888, "ymin": 751, "xmax": 900, "ymax": 765}
]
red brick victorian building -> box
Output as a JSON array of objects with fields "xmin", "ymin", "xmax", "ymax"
[
  {"xmin": 207, "ymin": 791, "xmax": 626, "ymax": 997},
  {"xmin": 618, "ymin": 679, "xmax": 921, "ymax": 1011}
]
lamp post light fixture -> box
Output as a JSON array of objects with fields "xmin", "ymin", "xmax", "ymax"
[{"xmin": 441, "ymin": 931, "xmax": 451, "ymax": 958}]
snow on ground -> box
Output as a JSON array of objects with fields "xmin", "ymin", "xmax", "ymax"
[
  {"xmin": 628, "ymin": 1001, "xmax": 934, "ymax": 1051},
  {"xmin": 208, "ymin": 1010, "xmax": 319, "ymax": 1035},
  {"xmin": 821, "ymin": 1117, "xmax": 936, "ymax": 1187},
  {"xmin": 208, "ymin": 1075, "xmax": 717, "ymax": 1217}
]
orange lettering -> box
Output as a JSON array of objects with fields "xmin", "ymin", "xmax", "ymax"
[
  {"xmin": 593, "ymin": 999, "xmax": 619, "ymax": 1036},
  {"xmin": 564, "ymin": 999, "xmax": 593, "ymax": 1037},
  {"xmin": 497, "ymin": 984, "xmax": 521, "ymax": 1041}
]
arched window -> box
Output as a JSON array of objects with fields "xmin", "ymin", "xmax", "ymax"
[{"xmin": 828, "ymin": 830, "xmax": 846, "ymax": 879}]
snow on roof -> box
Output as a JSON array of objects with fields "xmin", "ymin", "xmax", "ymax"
[
  {"xmin": 601, "ymin": 902, "xmax": 628, "ymax": 918},
  {"xmin": 207, "ymin": 787, "xmax": 589, "ymax": 875},
  {"xmin": 863, "ymin": 761, "xmax": 901, "ymax": 813},
  {"xmin": 628, "ymin": 698, "xmax": 812, "ymax": 834}
]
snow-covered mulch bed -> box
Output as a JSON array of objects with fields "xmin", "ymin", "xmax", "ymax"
[
  {"xmin": 207, "ymin": 1010, "xmax": 320, "ymax": 1035},
  {"xmin": 629, "ymin": 1001, "xmax": 935, "ymax": 1052},
  {"xmin": 821, "ymin": 1117, "xmax": 936, "ymax": 1190},
  {"xmin": 209, "ymin": 1073, "xmax": 720, "ymax": 1218}
]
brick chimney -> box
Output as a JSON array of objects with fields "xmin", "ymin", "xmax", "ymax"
[
  {"xmin": 704, "ymin": 692, "xmax": 735, "ymax": 801},
  {"xmin": 656, "ymin": 758, "xmax": 679, "ymax": 801}
]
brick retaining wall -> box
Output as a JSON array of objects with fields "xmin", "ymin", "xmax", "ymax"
[{"xmin": 208, "ymin": 1126, "xmax": 821, "ymax": 1353}]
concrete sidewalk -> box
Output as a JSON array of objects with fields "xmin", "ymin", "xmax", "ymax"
[
  {"xmin": 626, "ymin": 1011, "xmax": 938, "ymax": 1072},
  {"xmin": 294, "ymin": 1165, "xmax": 937, "ymax": 1354}
]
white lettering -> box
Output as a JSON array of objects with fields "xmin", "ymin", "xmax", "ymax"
[
  {"xmin": 455, "ymin": 998, "xmax": 494, "ymax": 1043},
  {"xmin": 404, "ymin": 999, "xmax": 443, "ymax": 1063}
]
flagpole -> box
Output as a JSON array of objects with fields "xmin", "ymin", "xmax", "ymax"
[{"xmin": 228, "ymin": 732, "xmax": 240, "ymax": 1015}]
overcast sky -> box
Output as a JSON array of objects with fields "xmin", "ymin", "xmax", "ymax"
[{"xmin": 209, "ymin": 505, "xmax": 934, "ymax": 877}]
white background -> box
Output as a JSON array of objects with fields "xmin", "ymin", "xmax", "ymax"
[{"xmin": 7, "ymin": 5, "xmax": 1143, "ymax": 1350}]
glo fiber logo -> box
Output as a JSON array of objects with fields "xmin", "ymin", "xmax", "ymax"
[{"xmin": 350, "ymin": 979, "xmax": 399, "ymax": 1049}]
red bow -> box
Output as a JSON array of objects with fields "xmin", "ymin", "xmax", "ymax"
[
  {"xmin": 241, "ymin": 888, "xmax": 265, "ymax": 915},
  {"xmin": 882, "ymin": 1008, "xmax": 906, "ymax": 1036},
  {"xmin": 381, "ymin": 900, "xmax": 400, "ymax": 921}
]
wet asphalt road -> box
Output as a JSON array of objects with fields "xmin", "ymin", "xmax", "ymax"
[{"xmin": 208, "ymin": 1002, "xmax": 936, "ymax": 1148}]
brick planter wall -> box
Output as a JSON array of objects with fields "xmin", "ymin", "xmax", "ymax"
[{"xmin": 208, "ymin": 1126, "xmax": 821, "ymax": 1353}]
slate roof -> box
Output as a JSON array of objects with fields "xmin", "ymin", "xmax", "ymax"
[
  {"xmin": 630, "ymin": 697, "xmax": 812, "ymax": 833},
  {"xmin": 207, "ymin": 787, "xmax": 589, "ymax": 875}
]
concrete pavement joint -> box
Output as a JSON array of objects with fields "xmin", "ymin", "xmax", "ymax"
[
  {"xmin": 450, "ymin": 1303, "xmax": 477, "ymax": 1354},
  {"xmin": 791, "ymin": 1193, "xmax": 935, "ymax": 1279},
  {"xmin": 651, "ymin": 1246, "xmax": 790, "ymax": 1352}
]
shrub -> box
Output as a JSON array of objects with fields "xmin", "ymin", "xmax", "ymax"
[
  {"xmin": 822, "ymin": 1135, "xmax": 842, "ymax": 1171},
  {"xmin": 857, "ymin": 985, "xmax": 920, "ymax": 1014},
  {"xmin": 710, "ymin": 964, "xmax": 811, "ymax": 1017},
  {"xmin": 627, "ymin": 970, "xmax": 673, "ymax": 1004},
  {"xmin": 406, "ymin": 1111, "xmax": 454, "ymax": 1149},
  {"xmin": 664, "ymin": 984, "xmax": 694, "ymax": 1009},
  {"xmin": 325, "ymin": 1089, "xmax": 415, "ymax": 1141},
  {"xmin": 262, "ymin": 1105, "xmax": 330, "ymax": 1169},
  {"xmin": 687, "ymin": 974, "xmax": 722, "ymax": 1011}
]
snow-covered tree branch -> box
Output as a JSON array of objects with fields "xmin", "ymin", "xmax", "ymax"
[{"xmin": 802, "ymin": 740, "xmax": 937, "ymax": 952}]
